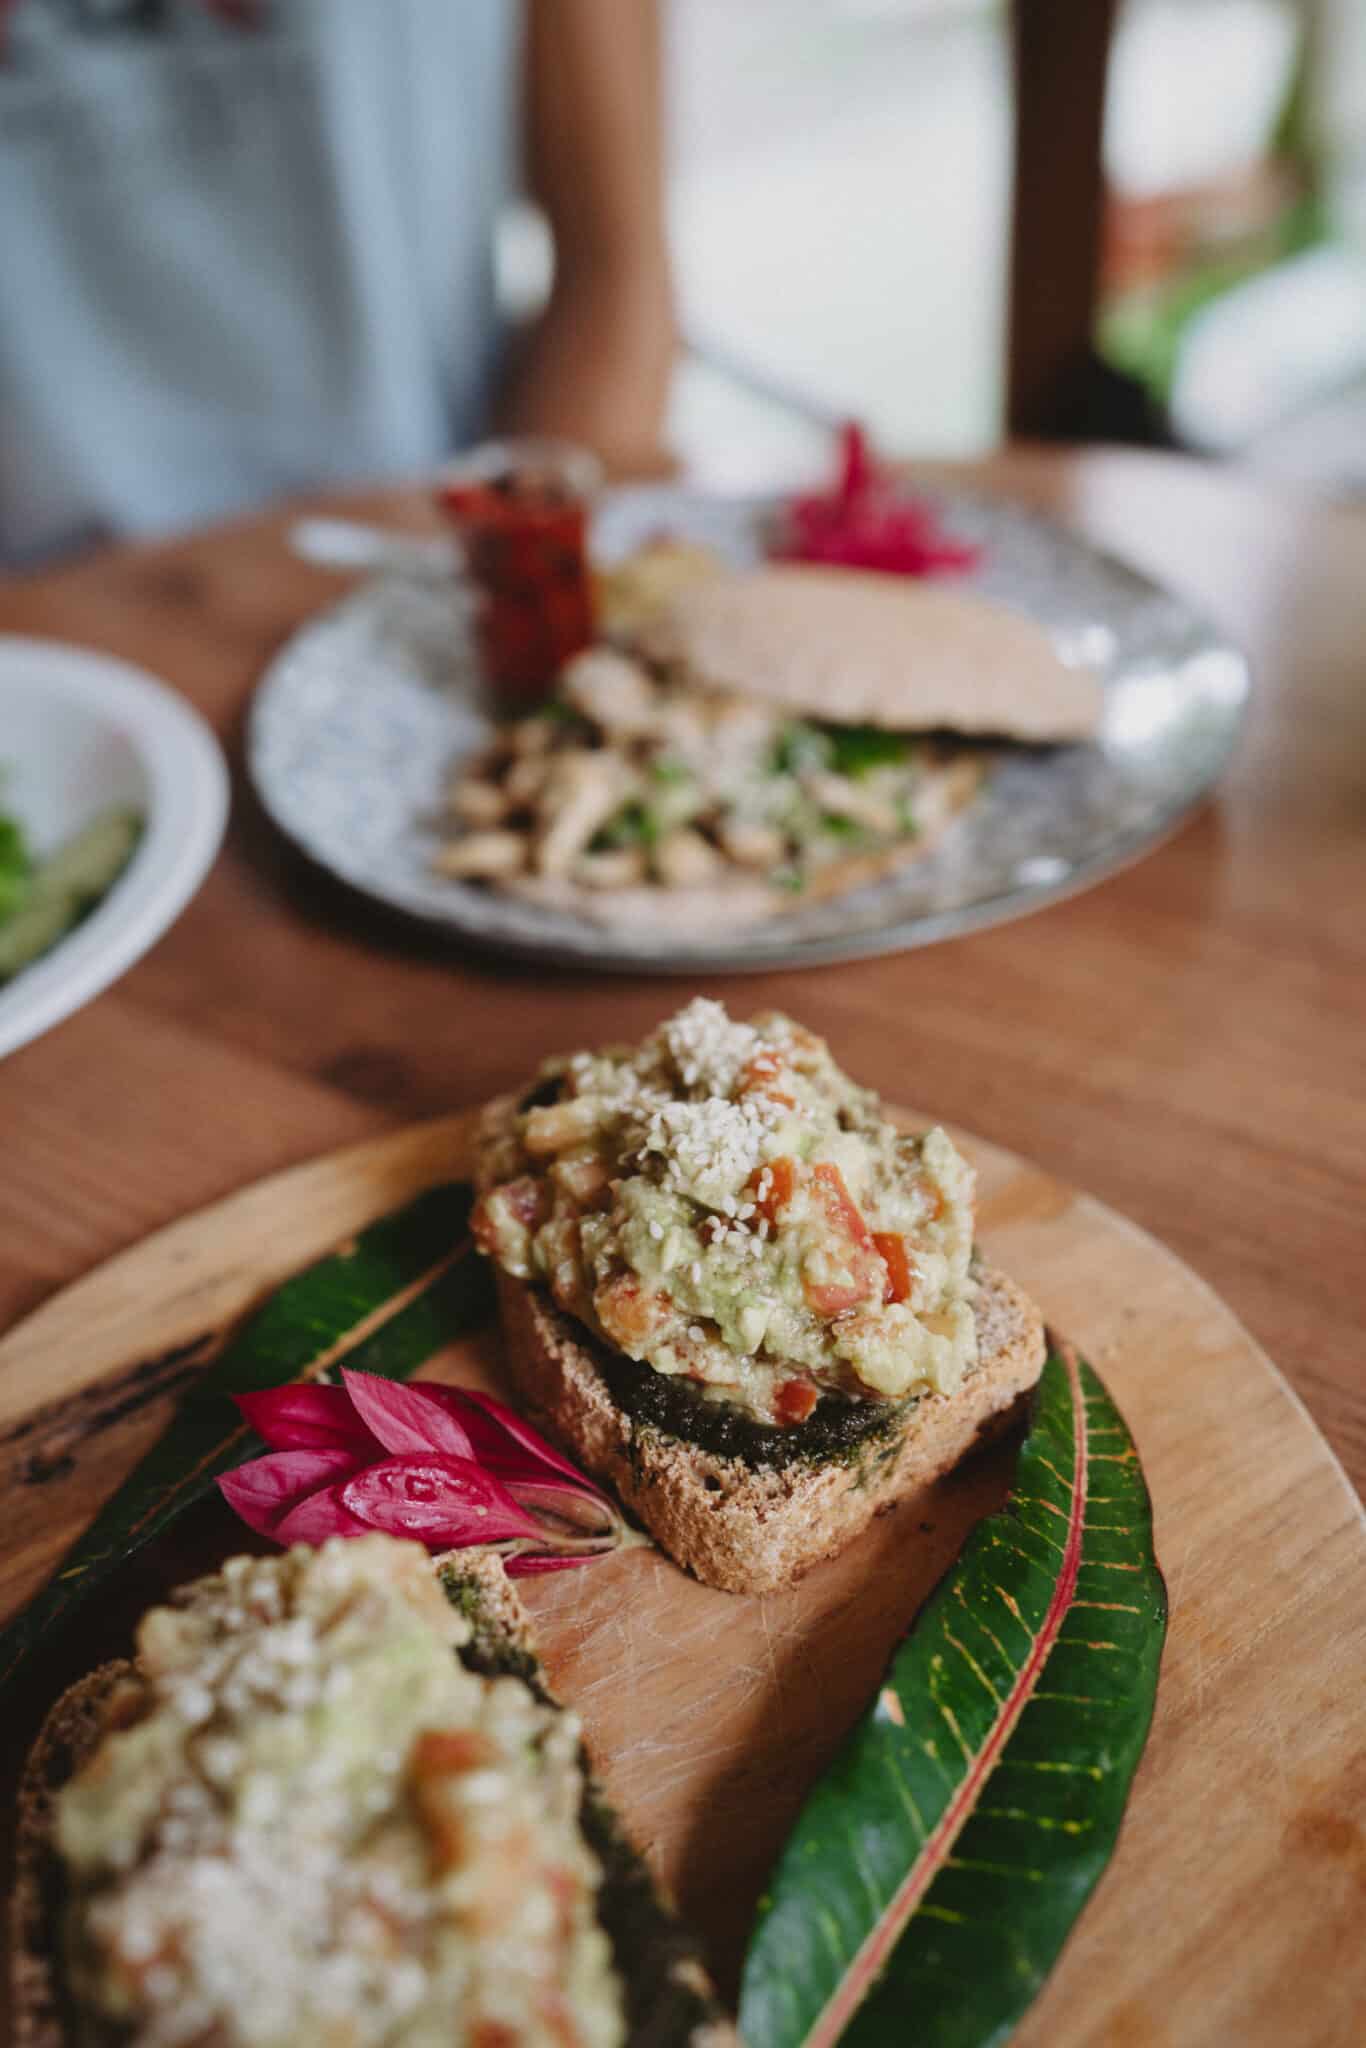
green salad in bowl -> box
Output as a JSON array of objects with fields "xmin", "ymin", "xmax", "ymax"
[{"xmin": 0, "ymin": 785, "xmax": 142, "ymax": 985}]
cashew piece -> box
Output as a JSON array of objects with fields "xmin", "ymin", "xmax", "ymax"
[
  {"xmin": 536, "ymin": 752, "xmax": 635, "ymax": 877},
  {"xmin": 432, "ymin": 831, "xmax": 529, "ymax": 880},
  {"xmin": 654, "ymin": 827, "xmax": 725, "ymax": 888}
]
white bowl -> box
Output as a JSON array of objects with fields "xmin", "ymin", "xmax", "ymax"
[{"xmin": 0, "ymin": 637, "xmax": 229, "ymax": 1059}]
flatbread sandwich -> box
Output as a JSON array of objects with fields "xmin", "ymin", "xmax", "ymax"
[{"xmin": 435, "ymin": 562, "xmax": 1102, "ymax": 933}]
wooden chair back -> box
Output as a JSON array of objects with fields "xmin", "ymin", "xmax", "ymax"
[{"xmin": 1007, "ymin": 0, "xmax": 1159, "ymax": 441}]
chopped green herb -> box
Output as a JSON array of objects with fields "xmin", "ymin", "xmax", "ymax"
[
  {"xmin": 649, "ymin": 757, "xmax": 691, "ymax": 786},
  {"xmin": 896, "ymin": 797, "xmax": 920, "ymax": 838},
  {"xmin": 826, "ymin": 724, "xmax": 911, "ymax": 778},
  {"xmin": 820, "ymin": 813, "xmax": 865, "ymax": 843},
  {"xmin": 771, "ymin": 723, "xmax": 830, "ymax": 777},
  {"xmin": 591, "ymin": 802, "xmax": 661, "ymax": 853},
  {"xmin": 770, "ymin": 864, "xmax": 807, "ymax": 894}
]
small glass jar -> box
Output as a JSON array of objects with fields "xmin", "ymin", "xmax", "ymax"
[{"xmin": 435, "ymin": 438, "xmax": 602, "ymax": 709}]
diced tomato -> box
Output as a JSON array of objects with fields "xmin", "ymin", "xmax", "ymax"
[
  {"xmin": 804, "ymin": 1270, "xmax": 868, "ymax": 1318},
  {"xmin": 811, "ymin": 1162, "xmax": 875, "ymax": 1250},
  {"xmin": 748, "ymin": 1155, "xmax": 798, "ymax": 1224},
  {"xmin": 411, "ymin": 1729, "xmax": 496, "ymax": 1778},
  {"xmin": 774, "ymin": 1378, "xmax": 819, "ymax": 1425},
  {"xmin": 548, "ymin": 1866, "xmax": 579, "ymax": 1943},
  {"xmin": 918, "ymin": 1178, "xmax": 946, "ymax": 1223},
  {"xmin": 803, "ymin": 1162, "xmax": 885, "ymax": 1317},
  {"xmin": 472, "ymin": 2024, "xmax": 519, "ymax": 2048},
  {"xmin": 593, "ymin": 1273, "xmax": 675, "ymax": 1353},
  {"xmin": 873, "ymin": 1230, "xmax": 916, "ymax": 1304},
  {"xmin": 737, "ymin": 1049, "xmax": 797, "ymax": 1109}
]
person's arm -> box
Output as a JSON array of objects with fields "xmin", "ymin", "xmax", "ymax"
[{"xmin": 497, "ymin": 0, "xmax": 676, "ymax": 476}]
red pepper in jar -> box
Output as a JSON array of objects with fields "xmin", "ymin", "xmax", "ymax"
[{"xmin": 436, "ymin": 441, "xmax": 599, "ymax": 708}]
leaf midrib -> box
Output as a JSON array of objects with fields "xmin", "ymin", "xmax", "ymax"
[{"xmin": 804, "ymin": 1343, "xmax": 1090, "ymax": 2048}]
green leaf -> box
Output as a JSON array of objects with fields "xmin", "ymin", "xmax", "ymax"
[
  {"xmin": 0, "ymin": 1182, "xmax": 493, "ymax": 1697},
  {"xmin": 739, "ymin": 1343, "xmax": 1167, "ymax": 2048}
]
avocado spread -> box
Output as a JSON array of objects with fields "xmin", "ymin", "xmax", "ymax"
[
  {"xmin": 473, "ymin": 999, "xmax": 978, "ymax": 1427},
  {"xmin": 56, "ymin": 1539, "xmax": 624, "ymax": 2048}
]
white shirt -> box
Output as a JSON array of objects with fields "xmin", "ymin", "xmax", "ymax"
[{"xmin": 0, "ymin": 0, "xmax": 518, "ymax": 561}]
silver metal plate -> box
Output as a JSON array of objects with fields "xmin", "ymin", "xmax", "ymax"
[{"xmin": 247, "ymin": 486, "xmax": 1249, "ymax": 973}]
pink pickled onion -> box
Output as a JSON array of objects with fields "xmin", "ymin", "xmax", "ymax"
[{"xmin": 776, "ymin": 421, "xmax": 978, "ymax": 578}]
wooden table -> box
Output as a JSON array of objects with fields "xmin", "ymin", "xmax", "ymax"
[{"xmin": 1, "ymin": 447, "xmax": 1363, "ymax": 1504}]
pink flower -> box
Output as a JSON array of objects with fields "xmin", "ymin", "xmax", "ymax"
[
  {"xmin": 219, "ymin": 1374, "xmax": 645, "ymax": 1575},
  {"xmin": 775, "ymin": 422, "xmax": 979, "ymax": 578}
]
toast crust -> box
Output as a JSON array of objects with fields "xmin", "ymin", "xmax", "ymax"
[
  {"xmin": 11, "ymin": 1663, "xmax": 131, "ymax": 2048},
  {"xmin": 494, "ymin": 1264, "xmax": 1046, "ymax": 1595}
]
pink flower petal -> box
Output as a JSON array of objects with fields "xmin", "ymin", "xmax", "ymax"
[
  {"xmin": 274, "ymin": 1480, "xmax": 375, "ymax": 1545},
  {"xmin": 342, "ymin": 1455, "xmax": 542, "ymax": 1548},
  {"xmin": 499, "ymin": 1474, "xmax": 617, "ymax": 1539},
  {"xmin": 341, "ymin": 1372, "xmax": 476, "ymax": 1460},
  {"xmin": 505, "ymin": 1551, "xmax": 606, "ymax": 1577},
  {"xmin": 443, "ymin": 1387, "xmax": 592, "ymax": 1488},
  {"xmin": 235, "ymin": 1384, "xmax": 380, "ymax": 1454},
  {"xmin": 218, "ymin": 1447, "xmax": 364, "ymax": 1540}
]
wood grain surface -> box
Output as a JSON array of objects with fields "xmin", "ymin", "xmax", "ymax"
[
  {"xmin": 1, "ymin": 1109, "xmax": 1361, "ymax": 2048},
  {"xmin": 0, "ymin": 449, "xmax": 1361, "ymax": 1514},
  {"xmin": 1, "ymin": 448, "xmax": 1364, "ymax": 2042}
]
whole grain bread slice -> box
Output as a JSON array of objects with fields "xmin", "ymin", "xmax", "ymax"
[
  {"xmin": 494, "ymin": 1264, "xmax": 1046, "ymax": 1595},
  {"xmin": 11, "ymin": 1663, "xmax": 130, "ymax": 2048},
  {"xmin": 9, "ymin": 1557, "xmax": 734, "ymax": 2048}
]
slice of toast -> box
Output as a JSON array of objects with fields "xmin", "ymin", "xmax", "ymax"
[
  {"xmin": 11, "ymin": 1664, "xmax": 129, "ymax": 2048},
  {"xmin": 9, "ymin": 1553, "xmax": 734, "ymax": 2048},
  {"xmin": 495, "ymin": 1266, "xmax": 1046, "ymax": 1595}
]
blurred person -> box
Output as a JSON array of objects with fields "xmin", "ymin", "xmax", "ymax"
[{"xmin": 0, "ymin": 0, "xmax": 674, "ymax": 565}]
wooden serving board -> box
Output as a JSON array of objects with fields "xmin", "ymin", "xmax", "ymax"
[{"xmin": 2, "ymin": 1114, "xmax": 1363, "ymax": 2047}]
